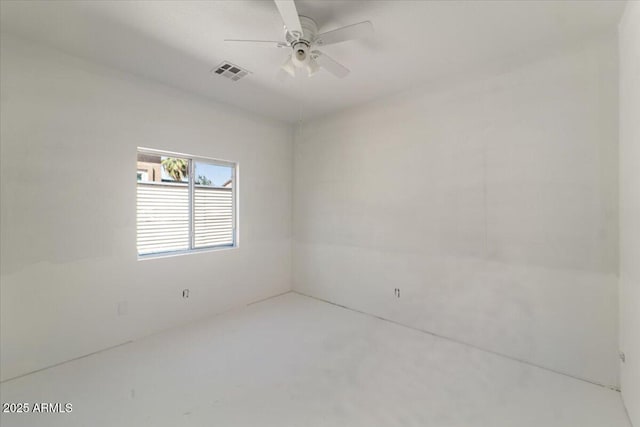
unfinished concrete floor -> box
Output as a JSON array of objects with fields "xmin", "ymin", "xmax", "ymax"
[{"xmin": 0, "ymin": 292, "xmax": 631, "ymax": 426}]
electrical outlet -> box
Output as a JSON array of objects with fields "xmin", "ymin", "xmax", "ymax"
[
  {"xmin": 182, "ymin": 289, "xmax": 190, "ymax": 299},
  {"xmin": 394, "ymin": 288, "xmax": 400, "ymax": 298},
  {"xmin": 117, "ymin": 301, "xmax": 128, "ymax": 316}
]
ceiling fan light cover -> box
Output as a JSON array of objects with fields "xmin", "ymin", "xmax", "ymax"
[
  {"xmin": 291, "ymin": 42, "xmax": 310, "ymax": 68},
  {"xmin": 281, "ymin": 55, "xmax": 296, "ymax": 77},
  {"xmin": 307, "ymin": 58, "xmax": 320, "ymax": 76}
]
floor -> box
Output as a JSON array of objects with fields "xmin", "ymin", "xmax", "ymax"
[{"xmin": 0, "ymin": 292, "xmax": 631, "ymax": 427}]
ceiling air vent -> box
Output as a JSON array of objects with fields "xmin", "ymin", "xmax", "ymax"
[{"xmin": 211, "ymin": 61, "xmax": 251, "ymax": 82}]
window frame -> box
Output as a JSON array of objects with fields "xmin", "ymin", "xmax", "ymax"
[{"xmin": 136, "ymin": 147, "xmax": 238, "ymax": 259}]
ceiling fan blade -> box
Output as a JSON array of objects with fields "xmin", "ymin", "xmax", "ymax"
[
  {"xmin": 313, "ymin": 51, "xmax": 350, "ymax": 78},
  {"xmin": 224, "ymin": 39, "xmax": 288, "ymax": 48},
  {"xmin": 274, "ymin": 0, "xmax": 303, "ymax": 38},
  {"xmin": 315, "ymin": 21, "xmax": 374, "ymax": 46},
  {"xmin": 281, "ymin": 54, "xmax": 296, "ymax": 77}
]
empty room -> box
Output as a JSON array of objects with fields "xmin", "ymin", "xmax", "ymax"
[{"xmin": 0, "ymin": 0, "xmax": 638, "ymax": 425}]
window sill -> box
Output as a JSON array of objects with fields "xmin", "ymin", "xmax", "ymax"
[{"xmin": 137, "ymin": 244, "xmax": 238, "ymax": 261}]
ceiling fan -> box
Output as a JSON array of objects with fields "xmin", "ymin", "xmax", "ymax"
[{"xmin": 224, "ymin": 0, "xmax": 374, "ymax": 78}]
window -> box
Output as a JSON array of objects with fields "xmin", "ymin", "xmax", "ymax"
[{"xmin": 136, "ymin": 149, "xmax": 236, "ymax": 257}]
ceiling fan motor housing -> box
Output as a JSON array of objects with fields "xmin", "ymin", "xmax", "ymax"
[{"xmin": 286, "ymin": 15, "xmax": 317, "ymax": 45}]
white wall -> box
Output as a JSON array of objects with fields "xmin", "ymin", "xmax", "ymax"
[
  {"xmin": 0, "ymin": 35, "xmax": 292, "ymax": 381},
  {"xmin": 294, "ymin": 34, "xmax": 619, "ymax": 387},
  {"xmin": 619, "ymin": 1, "xmax": 640, "ymax": 424}
]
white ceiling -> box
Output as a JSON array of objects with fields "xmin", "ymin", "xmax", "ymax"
[{"xmin": 0, "ymin": 0, "xmax": 626, "ymax": 123}]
